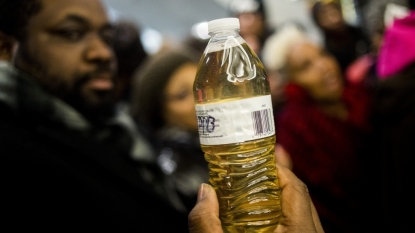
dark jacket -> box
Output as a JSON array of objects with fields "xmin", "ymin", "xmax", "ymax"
[
  {"xmin": 0, "ymin": 62, "xmax": 189, "ymax": 232},
  {"xmin": 155, "ymin": 126, "xmax": 209, "ymax": 212},
  {"xmin": 370, "ymin": 65, "xmax": 415, "ymax": 232}
]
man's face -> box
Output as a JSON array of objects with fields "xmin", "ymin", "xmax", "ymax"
[{"xmin": 14, "ymin": 0, "xmax": 116, "ymax": 119}]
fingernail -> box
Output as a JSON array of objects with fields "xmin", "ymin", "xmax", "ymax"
[{"xmin": 197, "ymin": 183, "xmax": 208, "ymax": 202}]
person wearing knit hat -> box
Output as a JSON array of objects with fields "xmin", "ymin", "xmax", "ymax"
[{"xmin": 130, "ymin": 45, "xmax": 208, "ymax": 213}]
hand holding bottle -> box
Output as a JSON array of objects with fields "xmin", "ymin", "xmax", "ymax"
[{"xmin": 188, "ymin": 164, "xmax": 325, "ymax": 233}]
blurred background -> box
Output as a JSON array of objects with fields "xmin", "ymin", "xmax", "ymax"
[{"xmin": 103, "ymin": 0, "xmax": 375, "ymax": 54}]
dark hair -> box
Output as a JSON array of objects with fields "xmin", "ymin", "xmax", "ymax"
[
  {"xmin": 112, "ymin": 20, "xmax": 148, "ymax": 101},
  {"xmin": 0, "ymin": 0, "xmax": 42, "ymax": 39},
  {"xmin": 409, "ymin": 0, "xmax": 415, "ymax": 9},
  {"xmin": 113, "ymin": 20, "xmax": 148, "ymax": 79}
]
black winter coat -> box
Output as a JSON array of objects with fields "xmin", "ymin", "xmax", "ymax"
[
  {"xmin": 367, "ymin": 65, "xmax": 415, "ymax": 232},
  {"xmin": 0, "ymin": 64, "xmax": 189, "ymax": 232}
]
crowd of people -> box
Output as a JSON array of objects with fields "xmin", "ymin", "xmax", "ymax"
[
  {"xmin": 262, "ymin": 0, "xmax": 415, "ymax": 232},
  {"xmin": 1, "ymin": 0, "xmax": 414, "ymax": 232}
]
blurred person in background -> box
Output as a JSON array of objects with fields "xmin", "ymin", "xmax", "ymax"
[
  {"xmin": 267, "ymin": 30, "xmax": 374, "ymax": 232},
  {"xmin": 113, "ymin": 20, "xmax": 148, "ymax": 105},
  {"xmin": 262, "ymin": 22, "xmax": 308, "ymax": 119},
  {"xmin": 0, "ymin": 0, "xmax": 189, "ymax": 231},
  {"xmin": 183, "ymin": 34, "xmax": 209, "ymax": 57},
  {"xmin": 130, "ymin": 45, "xmax": 209, "ymax": 213},
  {"xmin": 112, "ymin": 19, "xmax": 156, "ymax": 163},
  {"xmin": 229, "ymin": 0, "xmax": 273, "ymax": 58},
  {"xmin": 311, "ymin": 0, "xmax": 370, "ymax": 74},
  {"xmin": 346, "ymin": 1, "xmax": 411, "ymax": 90},
  {"xmin": 261, "ymin": 23, "xmax": 309, "ymax": 170},
  {"xmin": 344, "ymin": 1, "xmax": 415, "ymax": 230},
  {"xmin": 369, "ymin": 0, "xmax": 415, "ymax": 230}
]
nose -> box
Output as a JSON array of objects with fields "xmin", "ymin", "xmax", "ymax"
[{"xmin": 84, "ymin": 34, "xmax": 113, "ymax": 64}]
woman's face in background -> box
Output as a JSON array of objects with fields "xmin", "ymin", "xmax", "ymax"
[
  {"xmin": 163, "ymin": 63, "xmax": 198, "ymax": 131},
  {"xmin": 286, "ymin": 42, "xmax": 343, "ymax": 102}
]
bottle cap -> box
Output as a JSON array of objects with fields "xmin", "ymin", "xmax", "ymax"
[{"xmin": 208, "ymin": 18, "xmax": 240, "ymax": 34}]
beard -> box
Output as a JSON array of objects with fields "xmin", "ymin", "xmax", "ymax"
[
  {"xmin": 63, "ymin": 72, "xmax": 116, "ymax": 123},
  {"xmin": 15, "ymin": 45, "xmax": 117, "ymax": 123}
]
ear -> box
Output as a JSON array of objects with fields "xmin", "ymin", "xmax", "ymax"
[{"xmin": 0, "ymin": 31, "xmax": 17, "ymax": 62}]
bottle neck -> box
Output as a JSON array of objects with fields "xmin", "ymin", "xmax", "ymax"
[{"xmin": 209, "ymin": 29, "xmax": 240, "ymax": 38}]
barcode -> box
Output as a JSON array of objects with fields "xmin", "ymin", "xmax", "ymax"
[{"xmin": 251, "ymin": 109, "xmax": 273, "ymax": 136}]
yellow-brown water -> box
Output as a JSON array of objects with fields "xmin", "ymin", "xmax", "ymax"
[
  {"xmin": 201, "ymin": 135, "xmax": 281, "ymax": 233},
  {"xmin": 194, "ymin": 43, "xmax": 269, "ymax": 103},
  {"xmin": 195, "ymin": 40, "xmax": 282, "ymax": 232}
]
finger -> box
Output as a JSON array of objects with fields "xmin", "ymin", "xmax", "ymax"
[
  {"xmin": 188, "ymin": 183, "xmax": 223, "ymax": 233},
  {"xmin": 310, "ymin": 200, "xmax": 325, "ymax": 233},
  {"xmin": 274, "ymin": 144, "xmax": 293, "ymax": 170},
  {"xmin": 274, "ymin": 164, "xmax": 320, "ymax": 233}
]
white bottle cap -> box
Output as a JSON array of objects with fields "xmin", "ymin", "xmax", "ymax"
[{"xmin": 208, "ymin": 18, "xmax": 240, "ymax": 34}]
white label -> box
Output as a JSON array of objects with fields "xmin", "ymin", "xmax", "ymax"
[{"xmin": 195, "ymin": 95, "xmax": 275, "ymax": 145}]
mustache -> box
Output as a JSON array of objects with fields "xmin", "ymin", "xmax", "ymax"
[{"xmin": 75, "ymin": 66, "xmax": 115, "ymax": 88}]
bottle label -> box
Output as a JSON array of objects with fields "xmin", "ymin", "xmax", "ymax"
[{"xmin": 195, "ymin": 95, "xmax": 275, "ymax": 145}]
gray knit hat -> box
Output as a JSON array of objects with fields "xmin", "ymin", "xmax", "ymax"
[{"xmin": 130, "ymin": 46, "xmax": 201, "ymax": 131}]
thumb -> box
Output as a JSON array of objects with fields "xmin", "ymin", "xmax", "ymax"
[
  {"xmin": 188, "ymin": 183, "xmax": 223, "ymax": 233},
  {"xmin": 274, "ymin": 164, "xmax": 323, "ymax": 233}
]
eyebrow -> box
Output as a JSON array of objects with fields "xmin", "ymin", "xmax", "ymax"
[
  {"xmin": 60, "ymin": 14, "xmax": 89, "ymax": 25},
  {"xmin": 101, "ymin": 23, "xmax": 115, "ymax": 31},
  {"xmin": 57, "ymin": 14, "xmax": 114, "ymax": 30}
]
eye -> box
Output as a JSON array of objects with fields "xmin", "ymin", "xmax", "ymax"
[
  {"xmin": 53, "ymin": 28, "xmax": 86, "ymax": 41},
  {"xmin": 100, "ymin": 28, "xmax": 115, "ymax": 46},
  {"xmin": 166, "ymin": 90, "xmax": 192, "ymax": 102},
  {"xmin": 298, "ymin": 60, "xmax": 311, "ymax": 71},
  {"xmin": 175, "ymin": 90, "xmax": 191, "ymax": 100}
]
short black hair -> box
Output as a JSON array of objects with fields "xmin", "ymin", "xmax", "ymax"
[
  {"xmin": 0, "ymin": 0, "xmax": 42, "ymax": 39},
  {"xmin": 112, "ymin": 20, "xmax": 148, "ymax": 101},
  {"xmin": 113, "ymin": 20, "xmax": 148, "ymax": 80}
]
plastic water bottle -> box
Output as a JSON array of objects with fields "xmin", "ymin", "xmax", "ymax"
[{"xmin": 193, "ymin": 18, "xmax": 282, "ymax": 233}]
